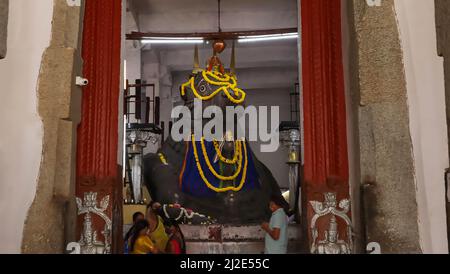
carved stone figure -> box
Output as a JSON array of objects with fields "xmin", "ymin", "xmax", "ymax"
[
  {"xmin": 76, "ymin": 192, "xmax": 112, "ymax": 254},
  {"xmin": 310, "ymin": 192, "xmax": 352, "ymax": 254},
  {"xmin": 79, "ymin": 214, "xmax": 105, "ymax": 254},
  {"xmin": 315, "ymin": 216, "xmax": 350, "ymax": 254}
]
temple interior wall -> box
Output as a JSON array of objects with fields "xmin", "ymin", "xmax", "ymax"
[
  {"xmin": 0, "ymin": 0, "xmax": 53, "ymax": 253},
  {"xmin": 135, "ymin": 0, "xmax": 298, "ymax": 33},
  {"xmin": 395, "ymin": 0, "xmax": 449, "ymax": 254},
  {"xmin": 120, "ymin": 5, "xmax": 143, "ymax": 166}
]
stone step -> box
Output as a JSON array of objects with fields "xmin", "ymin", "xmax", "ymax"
[{"xmin": 180, "ymin": 224, "xmax": 303, "ymax": 254}]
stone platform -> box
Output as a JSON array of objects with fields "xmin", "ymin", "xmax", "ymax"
[{"xmin": 180, "ymin": 224, "xmax": 303, "ymax": 254}]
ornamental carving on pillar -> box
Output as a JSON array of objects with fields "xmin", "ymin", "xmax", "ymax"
[
  {"xmin": 310, "ymin": 192, "xmax": 352, "ymax": 254},
  {"xmin": 76, "ymin": 192, "xmax": 112, "ymax": 254},
  {"xmin": 76, "ymin": 0, "xmax": 122, "ymax": 252},
  {"xmin": 301, "ymin": 0, "xmax": 351, "ymax": 252}
]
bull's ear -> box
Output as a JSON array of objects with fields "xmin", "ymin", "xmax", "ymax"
[{"xmin": 180, "ymin": 86, "xmax": 188, "ymax": 101}]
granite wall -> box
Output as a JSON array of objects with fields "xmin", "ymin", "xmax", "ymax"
[{"xmin": 346, "ymin": 0, "xmax": 422, "ymax": 253}]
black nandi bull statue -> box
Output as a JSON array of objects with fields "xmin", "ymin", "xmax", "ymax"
[{"xmin": 144, "ymin": 41, "xmax": 287, "ymax": 224}]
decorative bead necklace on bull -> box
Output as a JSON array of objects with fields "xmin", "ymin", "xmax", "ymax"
[{"xmin": 143, "ymin": 40, "xmax": 287, "ymax": 224}]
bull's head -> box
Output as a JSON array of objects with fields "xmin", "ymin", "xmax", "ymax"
[
  {"xmin": 181, "ymin": 69, "xmax": 246, "ymax": 110},
  {"xmin": 180, "ymin": 43, "xmax": 246, "ymax": 110}
]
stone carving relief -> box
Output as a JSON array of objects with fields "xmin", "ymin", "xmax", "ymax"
[
  {"xmin": 310, "ymin": 192, "xmax": 353, "ymax": 254},
  {"xmin": 71, "ymin": 192, "xmax": 112, "ymax": 254},
  {"xmin": 0, "ymin": 0, "xmax": 8, "ymax": 59}
]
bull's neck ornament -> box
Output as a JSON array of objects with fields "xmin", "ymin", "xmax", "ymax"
[
  {"xmin": 192, "ymin": 134, "xmax": 249, "ymax": 193},
  {"xmin": 76, "ymin": 192, "xmax": 112, "ymax": 254},
  {"xmin": 213, "ymin": 138, "xmax": 240, "ymax": 165},
  {"xmin": 310, "ymin": 192, "xmax": 352, "ymax": 254}
]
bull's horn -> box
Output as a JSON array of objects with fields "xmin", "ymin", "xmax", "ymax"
[
  {"xmin": 193, "ymin": 45, "xmax": 201, "ymax": 73},
  {"xmin": 230, "ymin": 40, "xmax": 236, "ymax": 77}
]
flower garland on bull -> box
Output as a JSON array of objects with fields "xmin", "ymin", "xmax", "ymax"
[
  {"xmin": 194, "ymin": 135, "xmax": 248, "ymax": 191},
  {"xmin": 180, "ymin": 135, "xmax": 255, "ymax": 196},
  {"xmin": 201, "ymin": 137, "xmax": 243, "ymax": 181},
  {"xmin": 212, "ymin": 138, "xmax": 240, "ymax": 165},
  {"xmin": 161, "ymin": 203, "xmax": 216, "ymax": 225}
]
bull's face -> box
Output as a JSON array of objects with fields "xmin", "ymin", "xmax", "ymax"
[{"xmin": 181, "ymin": 70, "xmax": 246, "ymax": 110}]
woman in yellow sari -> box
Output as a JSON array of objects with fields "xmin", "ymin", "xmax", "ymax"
[
  {"xmin": 146, "ymin": 203, "xmax": 169, "ymax": 251},
  {"xmin": 129, "ymin": 220, "xmax": 159, "ymax": 254}
]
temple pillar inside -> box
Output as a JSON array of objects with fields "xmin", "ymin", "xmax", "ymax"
[
  {"xmin": 301, "ymin": 0, "xmax": 352, "ymax": 254},
  {"xmin": 76, "ymin": 0, "xmax": 123, "ymax": 254},
  {"xmin": 345, "ymin": 0, "xmax": 449, "ymax": 253}
]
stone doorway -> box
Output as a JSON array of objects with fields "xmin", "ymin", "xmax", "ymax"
[
  {"xmin": 13, "ymin": 0, "xmax": 448, "ymax": 254},
  {"xmin": 17, "ymin": 0, "xmax": 354, "ymax": 254},
  {"xmin": 73, "ymin": 0, "xmax": 353, "ymax": 254}
]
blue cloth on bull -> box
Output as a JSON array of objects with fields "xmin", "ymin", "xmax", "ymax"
[{"xmin": 179, "ymin": 140, "xmax": 260, "ymax": 197}]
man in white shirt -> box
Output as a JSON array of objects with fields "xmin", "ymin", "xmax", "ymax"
[{"xmin": 261, "ymin": 196, "xmax": 289, "ymax": 254}]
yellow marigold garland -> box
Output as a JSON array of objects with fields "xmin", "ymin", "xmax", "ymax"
[
  {"xmin": 200, "ymin": 137, "xmax": 242, "ymax": 181},
  {"xmin": 213, "ymin": 139, "xmax": 239, "ymax": 165},
  {"xmin": 191, "ymin": 135, "xmax": 248, "ymax": 193},
  {"xmin": 181, "ymin": 70, "xmax": 246, "ymax": 104}
]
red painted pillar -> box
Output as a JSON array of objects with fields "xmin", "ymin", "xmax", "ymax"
[
  {"xmin": 301, "ymin": 0, "xmax": 351, "ymax": 252},
  {"xmin": 76, "ymin": 0, "xmax": 123, "ymax": 253}
]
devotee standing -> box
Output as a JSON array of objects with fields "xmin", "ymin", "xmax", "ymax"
[
  {"xmin": 124, "ymin": 211, "xmax": 145, "ymax": 254},
  {"xmin": 261, "ymin": 196, "xmax": 289, "ymax": 254},
  {"xmin": 146, "ymin": 202, "xmax": 169, "ymax": 252},
  {"xmin": 125, "ymin": 212, "xmax": 145, "ymax": 241},
  {"xmin": 130, "ymin": 220, "xmax": 159, "ymax": 254},
  {"xmin": 165, "ymin": 221, "xmax": 186, "ymax": 254},
  {"xmin": 149, "ymin": 201, "xmax": 162, "ymax": 212}
]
